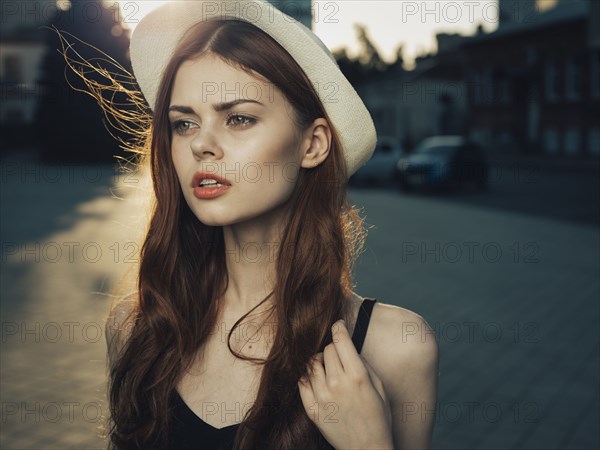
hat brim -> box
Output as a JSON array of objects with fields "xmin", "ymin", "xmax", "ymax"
[{"xmin": 129, "ymin": 0, "xmax": 376, "ymax": 177}]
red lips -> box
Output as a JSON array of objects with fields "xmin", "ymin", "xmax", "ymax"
[{"xmin": 191, "ymin": 171, "xmax": 231, "ymax": 188}]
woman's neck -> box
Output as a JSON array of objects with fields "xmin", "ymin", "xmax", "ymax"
[{"xmin": 220, "ymin": 207, "xmax": 287, "ymax": 312}]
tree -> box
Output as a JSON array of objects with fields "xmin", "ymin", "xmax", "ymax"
[
  {"xmin": 354, "ymin": 24, "xmax": 387, "ymax": 72},
  {"xmin": 333, "ymin": 47, "xmax": 369, "ymax": 85},
  {"xmin": 334, "ymin": 24, "xmax": 404, "ymax": 86},
  {"xmin": 34, "ymin": 0, "xmax": 135, "ymax": 163},
  {"xmin": 389, "ymin": 44, "xmax": 405, "ymax": 71}
]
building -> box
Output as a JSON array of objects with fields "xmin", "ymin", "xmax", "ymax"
[
  {"xmin": 355, "ymin": 0, "xmax": 599, "ymax": 158},
  {"xmin": 461, "ymin": 0, "xmax": 599, "ymax": 157},
  {"xmin": 355, "ymin": 30, "xmax": 471, "ymax": 150},
  {"xmin": 499, "ymin": 0, "xmax": 538, "ymax": 26},
  {"xmin": 0, "ymin": 27, "xmax": 48, "ymax": 149}
]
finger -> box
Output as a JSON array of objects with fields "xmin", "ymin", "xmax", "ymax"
[
  {"xmin": 363, "ymin": 358, "xmax": 388, "ymax": 404},
  {"xmin": 307, "ymin": 352, "xmax": 326, "ymax": 385},
  {"xmin": 331, "ymin": 319, "xmax": 365, "ymax": 376},
  {"xmin": 323, "ymin": 342, "xmax": 343, "ymax": 377},
  {"xmin": 363, "ymin": 361, "xmax": 392, "ymax": 426},
  {"xmin": 297, "ymin": 375, "xmax": 316, "ymax": 413}
]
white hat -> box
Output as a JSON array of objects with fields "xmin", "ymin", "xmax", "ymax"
[{"xmin": 129, "ymin": 0, "xmax": 377, "ymax": 177}]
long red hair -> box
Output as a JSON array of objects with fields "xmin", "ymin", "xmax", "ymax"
[{"xmin": 105, "ymin": 19, "xmax": 368, "ymax": 449}]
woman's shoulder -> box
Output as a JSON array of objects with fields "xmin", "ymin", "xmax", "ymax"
[
  {"xmin": 350, "ymin": 291, "xmax": 434, "ymax": 345},
  {"xmin": 355, "ymin": 293, "xmax": 439, "ymax": 388},
  {"xmin": 105, "ymin": 290, "xmax": 138, "ymax": 368},
  {"xmin": 353, "ymin": 295, "xmax": 439, "ymax": 447}
]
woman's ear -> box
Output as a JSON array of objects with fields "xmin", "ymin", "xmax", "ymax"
[{"xmin": 300, "ymin": 118, "xmax": 331, "ymax": 169}]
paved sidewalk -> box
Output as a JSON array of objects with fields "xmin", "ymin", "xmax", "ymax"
[
  {"xmin": 1, "ymin": 158, "xmax": 147, "ymax": 449},
  {"xmin": 349, "ymin": 188, "xmax": 599, "ymax": 450},
  {"xmin": 1, "ymin": 156, "xmax": 598, "ymax": 449}
]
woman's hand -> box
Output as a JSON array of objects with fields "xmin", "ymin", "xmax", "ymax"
[{"xmin": 297, "ymin": 319, "xmax": 394, "ymax": 450}]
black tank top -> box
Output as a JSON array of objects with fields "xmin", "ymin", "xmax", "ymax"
[{"xmin": 169, "ymin": 298, "xmax": 377, "ymax": 450}]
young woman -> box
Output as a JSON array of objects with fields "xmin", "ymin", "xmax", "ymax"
[{"xmin": 104, "ymin": 1, "xmax": 438, "ymax": 449}]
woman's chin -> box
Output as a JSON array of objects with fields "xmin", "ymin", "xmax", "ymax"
[
  {"xmin": 192, "ymin": 211, "xmax": 245, "ymax": 227},
  {"xmin": 195, "ymin": 216, "xmax": 232, "ymax": 227}
]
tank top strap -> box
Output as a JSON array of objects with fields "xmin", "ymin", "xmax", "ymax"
[{"xmin": 351, "ymin": 297, "xmax": 377, "ymax": 354}]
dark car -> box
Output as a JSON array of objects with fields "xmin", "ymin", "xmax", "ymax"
[{"xmin": 395, "ymin": 136, "xmax": 489, "ymax": 192}]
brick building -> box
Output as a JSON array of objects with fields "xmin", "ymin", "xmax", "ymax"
[
  {"xmin": 462, "ymin": 0, "xmax": 599, "ymax": 157},
  {"xmin": 355, "ymin": 0, "xmax": 599, "ymax": 158}
]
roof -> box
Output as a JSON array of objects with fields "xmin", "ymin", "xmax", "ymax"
[{"xmin": 466, "ymin": 1, "xmax": 588, "ymax": 44}]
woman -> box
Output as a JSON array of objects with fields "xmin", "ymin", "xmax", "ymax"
[{"xmin": 104, "ymin": 1, "xmax": 438, "ymax": 449}]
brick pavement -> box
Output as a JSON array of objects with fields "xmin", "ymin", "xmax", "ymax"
[
  {"xmin": 349, "ymin": 188, "xmax": 599, "ymax": 450},
  {"xmin": 1, "ymin": 158, "xmax": 147, "ymax": 450},
  {"xmin": 1, "ymin": 157, "xmax": 598, "ymax": 449}
]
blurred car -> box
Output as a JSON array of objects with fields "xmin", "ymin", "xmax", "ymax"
[
  {"xmin": 395, "ymin": 136, "xmax": 489, "ymax": 192},
  {"xmin": 350, "ymin": 136, "xmax": 404, "ymax": 187}
]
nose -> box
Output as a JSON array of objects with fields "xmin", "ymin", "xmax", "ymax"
[{"xmin": 190, "ymin": 124, "xmax": 223, "ymax": 161}]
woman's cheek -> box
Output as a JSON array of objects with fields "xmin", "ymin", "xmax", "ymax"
[{"xmin": 172, "ymin": 142, "xmax": 194, "ymax": 170}]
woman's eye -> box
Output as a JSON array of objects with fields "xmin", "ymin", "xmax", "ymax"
[
  {"xmin": 227, "ymin": 114, "xmax": 255, "ymax": 128},
  {"xmin": 170, "ymin": 115, "xmax": 255, "ymax": 135},
  {"xmin": 171, "ymin": 120, "xmax": 195, "ymax": 135}
]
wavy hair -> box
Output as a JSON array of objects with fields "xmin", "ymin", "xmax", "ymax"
[{"xmin": 64, "ymin": 18, "xmax": 369, "ymax": 449}]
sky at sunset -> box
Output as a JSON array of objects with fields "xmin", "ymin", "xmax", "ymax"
[{"xmin": 116, "ymin": 0, "xmax": 559, "ymax": 69}]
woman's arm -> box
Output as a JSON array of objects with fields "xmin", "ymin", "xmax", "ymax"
[{"xmin": 378, "ymin": 308, "xmax": 439, "ymax": 450}]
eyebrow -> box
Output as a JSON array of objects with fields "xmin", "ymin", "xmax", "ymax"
[{"xmin": 168, "ymin": 99, "xmax": 263, "ymax": 114}]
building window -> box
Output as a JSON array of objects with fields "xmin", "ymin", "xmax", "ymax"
[
  {"xmin": 543, "ymin": 128, "xmax": 560, "ymax": 154},
  {"xmin": 565, "ymin": 56, "xmax": 581, "ymax": 101},
  {"xmin": 493, "ymin": 68, "xmax": 512, "ymax": 104},
  {"xmin": 589, "ymin": 128, "xmax": 600, "ymax": 156},
  {"xmin": 564, "ymin": 127, "xmax": 580, "ymax": 155},
  {"xmin": 501, "ymin": 78, "xmax": 512, "ymax": 104},
  {"xmin": 544, "ymin": 59, "xmax": 560, "ymax": 102},
  {"xmin": 2, "ymin": 54, "xmax": 23, "ymax": 84},
  {"xmin": 592, "ymin": 51, "xmax": 600, "ymax": 100},
  {"xmin": 472, "ymin": 69, "xmax": 482, "ymax": 105},
  {"xmin": 525, "ymin": 45, "xmax": 538, "ymax": 66},
  {"xmin": 474, "ymin": 66, "xmax": 494, "ymax": 105},
  {"xmin": 380, "ymin": 106, "xmax": 396, "ymax": 136}
]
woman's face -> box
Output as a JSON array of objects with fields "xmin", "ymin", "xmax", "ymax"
[{"xmin": 169, "ymin": 53, "xmax": 307, "ymax": 227}]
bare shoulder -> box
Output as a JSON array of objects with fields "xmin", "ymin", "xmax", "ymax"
[
  {"xmin": 361, "ymin": 299, "xmax": 439, "ymax": 402},
  {"xmin": 345, "ymin": 294, "xmax": 440, "ymax": 448},
  {"xmin": 105, "ymin": 290, "xmax": 138, "ymax": 368},
  {"xmin": 372, "ymin": 301, "xmax": 437, "ymax": 350}
]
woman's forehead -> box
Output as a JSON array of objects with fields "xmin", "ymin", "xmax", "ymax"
[{"xmin": 171, "ymin": 54, "xmax": 280, "ymax": 106}]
